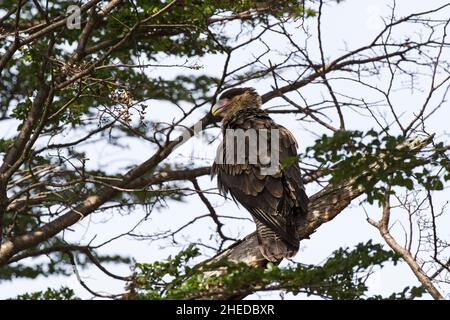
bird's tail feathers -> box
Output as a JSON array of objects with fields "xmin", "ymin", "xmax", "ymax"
[{"xmin": 255, "ymin": 221, "xmax": 299, "ymax": 262}]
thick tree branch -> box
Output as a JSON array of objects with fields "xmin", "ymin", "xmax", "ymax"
[
  {"xmin": 1, "ymin": 166, "xmax": 210, "ymax": 265},
  {"xmin": 199, "ymin": 135, "xmax": 434, "ymax": 299}
]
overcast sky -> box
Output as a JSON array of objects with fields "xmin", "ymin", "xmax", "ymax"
[{"xmin": 1, "ymin": 0, "xmax": 449, "ymax": 299}]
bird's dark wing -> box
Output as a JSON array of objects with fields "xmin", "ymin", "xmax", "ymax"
[
  {"xmin": 277, "ymin": 125, "xmax": 309, "ymax": 215},
  {"xmin": 211, "ymin": 112, "xmax": 308, "ymax": 248}
]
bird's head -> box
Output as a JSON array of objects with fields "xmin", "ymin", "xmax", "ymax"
[{"xmin": 211, "ymin": 87, "xmax": 262, "ymax": 119}]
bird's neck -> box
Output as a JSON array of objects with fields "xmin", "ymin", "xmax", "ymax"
[{"xmin": 221, "ymin": 108, "xmax": 268, "ymax": 131}]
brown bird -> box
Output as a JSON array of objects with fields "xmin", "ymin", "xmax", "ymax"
[{"xmin": 211, "ymin": 87, "xmax": 309, "ymax": 262}]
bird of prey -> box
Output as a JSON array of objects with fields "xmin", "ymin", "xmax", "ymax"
[{"xmin": 211, "ymin": 87, "xmax": 309, "ymax": 262}]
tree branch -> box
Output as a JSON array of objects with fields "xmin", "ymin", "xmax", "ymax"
[
  {"xmin": 367, "ymin": 186, "xmax": 444, "ymax": 300},
  {"xmin": 198, "ymin": 135, "xmax": 435, "ymax": 299}
]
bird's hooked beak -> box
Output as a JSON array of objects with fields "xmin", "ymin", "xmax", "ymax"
[{"xmin": 211, "ymin": 98, "xmax": 231, "ymax": 117}]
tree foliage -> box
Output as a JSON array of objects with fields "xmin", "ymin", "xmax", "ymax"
[
  {"xmin": 129, "ymin": 241, "xmax": 407, "ymax": 300},
  {"xmin": 1, "ymin": 0, "xmax": 450, "ymax": 299}
]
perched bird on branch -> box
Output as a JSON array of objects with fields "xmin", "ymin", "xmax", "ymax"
[{"xmin": 211, "ymin": 87, "xmax": 309, "ymax": 262}]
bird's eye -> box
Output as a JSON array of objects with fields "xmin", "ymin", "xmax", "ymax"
[
  {"xmin": 218, "ymin": 98, "xmax": 231, "ymax": 107},
  {"xmin": 211, "ymin": 98, "xmax": 232, "ymax": 116}
]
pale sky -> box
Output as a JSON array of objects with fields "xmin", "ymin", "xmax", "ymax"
[{"xmin": 1, "ymin": 0, "xmax": 449, "ymax": 299}]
